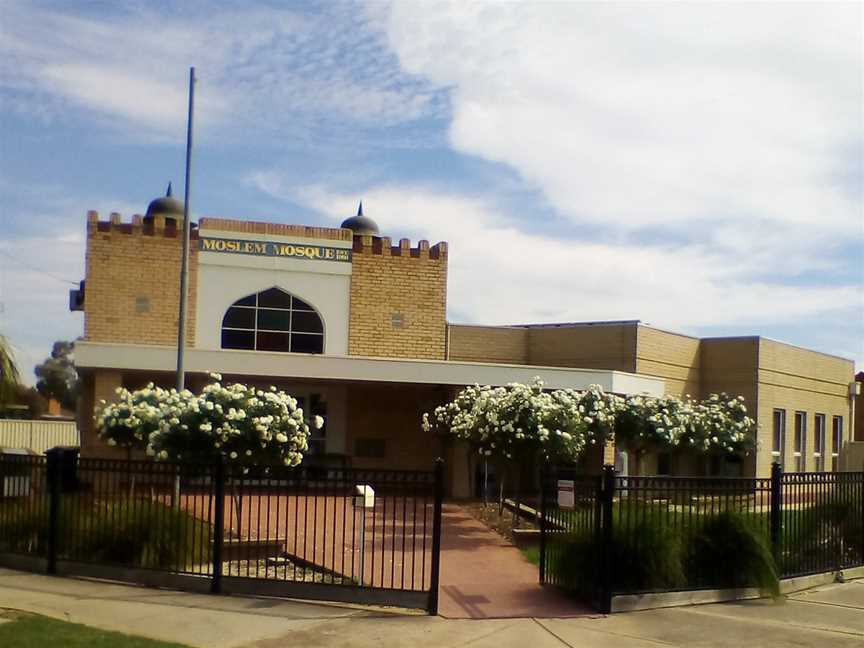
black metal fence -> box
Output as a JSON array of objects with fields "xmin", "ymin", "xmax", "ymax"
[
  {"xmin": 779, "ymin": 470, "xmax": 863, "ymax": 578},
  {"xmin": 540, "ymin": 464, "xmax": 864, "ymax": 613},
  {"xmin": 0, "ymin": 453, "xmax": 444, "ymax": 613}
]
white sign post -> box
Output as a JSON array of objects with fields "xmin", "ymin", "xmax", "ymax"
[
  {"xmin": 353, "ymin": 484, "xmax": 375, "ymax": 586},
  {"xmin": 557, "ymin": 479, "xmax": 575, "ymax": 510}
]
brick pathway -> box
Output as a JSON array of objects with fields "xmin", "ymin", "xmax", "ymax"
[
  {"xmin": 177, "ymin": 491, "xmax": 433, "ymax": 590},
  {"xmin": 438, "ymin": 504, "xmax": 594, "ymax": 619}
]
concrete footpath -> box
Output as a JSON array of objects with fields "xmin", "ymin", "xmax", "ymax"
[{"xmin": 0, "ymin": 568, "xmax": 863, "ymax": 647}]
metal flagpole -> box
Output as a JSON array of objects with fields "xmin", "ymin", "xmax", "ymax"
[{"xmin": 176, "ymin": 66, "xmax": 196, "ymax": 391}]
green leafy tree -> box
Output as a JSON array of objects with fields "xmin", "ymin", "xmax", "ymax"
[
  {"xmin": 0, "ymin": 334, "xmax": 21, "ymax": 410},
  {"xmin": 35, "ymin": 341, "xmax": 80, "ymax": 411}
]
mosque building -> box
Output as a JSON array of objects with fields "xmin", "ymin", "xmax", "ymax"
[{"xmin": 70, "ymin": 189, "xmax": 860, "ymax": 494}]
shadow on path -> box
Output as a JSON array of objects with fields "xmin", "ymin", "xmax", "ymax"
[{"xmin": 438, "ymin": 504, "xmax": 594, "ymax": 619}]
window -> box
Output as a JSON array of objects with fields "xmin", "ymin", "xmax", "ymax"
[
  {"xmin": 657, "ymin": 452, "xmax": 671, "ymax": 476},
  {"xmin": 772, "ymin": 409, "xmax": 786, "ymax": 466},
  {"xmin": 355, "ymin": 439, "xmax": 386, "ymax": 459},
  {"xmin": 832, "ymin": 416, "xmax": 843, "ymax": 472},
  {"xmin": 794, "ymin": 411, "xmax": 807, "ymax": 472},
  {"xmin": 813, "ymin": 414, "xmax": 826, "ymax": 472},
  {"xmin": 307, "ymin": 394, "xmax": 327, "ymax": 455},
  {"xmin": 221, "ymin": 287, "xmax": 324, "ymax": 354}
]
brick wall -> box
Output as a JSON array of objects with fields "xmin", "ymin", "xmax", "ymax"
[
  {"xmin": 756, "ymin": 338, "xmax": 853, "ymax": 477},
  {"xmin": 447, "ymin": 325, "xmax": 528, "ymax": 364},
  {"xmin": 856, "ymin": 374, "xmax": 864, "ymax": 442},
  {"xmin": 526, "ymin": 322, "xmax": 638, "ymax": 371},
  {"xmin": 636, "ymin": 326, "xmax": 701, "ymax": 397},
  {"xmin": 83, "ymin": 211, "xmax": 198, "ymax": 346},
  {"xmin": 348, "ymin": 236, "xmax": 448, "ymax": 360},
  {"xmin": 198, "ymin": 217, "xmax": 351, "ymax": 241},
  {"xmin": 345, "ymin": 383, "xmax": 447, "ymax": 471}
]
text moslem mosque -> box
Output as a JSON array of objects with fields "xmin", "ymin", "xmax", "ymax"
[{"xmin": 70, "ymin": 191, "xmax": 863, "ymax": 495}]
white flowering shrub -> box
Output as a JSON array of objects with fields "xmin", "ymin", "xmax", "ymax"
[
  {"xmin": 424, "ymin": 379, "xmax": 755, "ymax": 464},
  {"xmin": 97, "ymin": 374, "xmax": 321, "ymax": 468},
  {"xmin": 422, "ymin": 379, "xmax": 621, "ymax": 463},
  {"xmin": 615, "ymin": 393, "xmax": 755, "ymax": 455}
]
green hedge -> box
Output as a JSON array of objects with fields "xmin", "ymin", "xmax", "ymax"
[
  {"xmin": 549, "ymin": 508, "xmax": 779, "ymax": 596},
  {"xmin": 780, "ymin": 490, "xmax": 863, "ymax": 575},
  {"xmin": 0, "ymin": 497, "xmax": 211, "ymax": 570},
  {"xmin": 686, "ymin": 511, "xmax": 778, "ymax": 596}
]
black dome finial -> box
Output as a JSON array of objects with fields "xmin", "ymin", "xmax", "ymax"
[
  {"xmin": 340, "ymin": 200, "xmax": 379, "ymax": 236},
  {"xmin": 145, "ymin": 183, "xmax": 184, "ymax": 220}
]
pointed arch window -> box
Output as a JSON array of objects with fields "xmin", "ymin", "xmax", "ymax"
[{"xmin": 221, "ymin": 287, "xmax": 324, "ymax": 353}]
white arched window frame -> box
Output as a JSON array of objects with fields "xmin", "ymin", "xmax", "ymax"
[{"xmin": 221, "ymin": 287, "xmax": 325, "ymax": 354}]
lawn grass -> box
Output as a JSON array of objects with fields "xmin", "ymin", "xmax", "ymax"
[
  {"xmin": 0, "ymin": 612, "xmax": 192, "ymax": 648},
  {"xmin": 520, "ymin": 545, "xmax": 540, "ymax": 566}
]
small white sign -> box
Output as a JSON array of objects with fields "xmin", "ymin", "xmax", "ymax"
[
  {"xmin": 557, "ymin": 479, "xmax": 575, "ymax": 510},
  {"xmin": 353, "ymin": 484, "xmax": 375, "ymax": 509}
]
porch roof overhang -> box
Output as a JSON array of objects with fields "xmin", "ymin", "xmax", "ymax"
[{"xmin": 74, "ymin": 341, "xmax": 665, "ymax": 396}]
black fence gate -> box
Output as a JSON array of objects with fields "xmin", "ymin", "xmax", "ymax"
[
  {"xmin": 540, "ymin": 464, "xmax": 864, "ymax": 613},
  {"xmin": 0, "ymin": 453, "xmax": 444, "ymax": 614}
]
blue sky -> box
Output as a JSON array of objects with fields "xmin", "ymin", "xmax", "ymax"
[{"xmin": 0, "ymin": 0, "xmax": 862, "ymax": 381}]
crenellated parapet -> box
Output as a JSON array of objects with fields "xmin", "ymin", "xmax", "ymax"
[
  {"xmin": 348, "ymin": 235, "xmax": 448, "ymax": 361},
  {"xmin": 351, "ymin": 235, "xmax": 448, "ymax": 260},
  {"xmin": 87, "ymin": 210, "xmax": 200, "ymax": 239},
  {"xmin": 83, "ymin": 210, "xmax": 198, "ymax": 347}
]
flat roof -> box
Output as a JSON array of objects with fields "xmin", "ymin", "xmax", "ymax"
[{"xmin": 74, "ymin": 341, "xmax": 666, "ymax": 397}]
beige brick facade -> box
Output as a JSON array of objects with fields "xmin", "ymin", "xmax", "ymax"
[
  {"xmin": 345, "ymin": 383, "xmax": 448, "ymax": 471},
  {"xmin": 448, "ymin": 321, "xmax": 638, "ymax": 370},
  {"xmin": 756, "ymin": 338, "xmax": 853, "ymax": 477},
  {"xmin": 527, "ymin": 323, "xmax": 637, "ymax": 371},
  {"xmin": 83, "ymin": 211, "xmax": 198, "ymax": 346},
  {"xmin": 636, "ymin": 327, "xmax": 701, "ymax": 397},
  {"xmin": 447, "ymin": 325, "xmax": 528, "ymax": 364},
  {"xmin": 348, "ymin": 236, "xmax": 448, "ymax": 360},
  {"xmin": 447, "ymin": 322, "xmax": 857, "ymax": 477},
  {"xmin": 197, "ymin": 217, "xmax": 352, "ymax": 242},
  {"xmin": 76, "ymin": 207, "xmax": 856, "ymax": 480}
]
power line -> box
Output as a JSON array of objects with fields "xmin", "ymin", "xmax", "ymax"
[{"xmin": 0, "ymin": 248, "xmax": 79, "ymax": 286}]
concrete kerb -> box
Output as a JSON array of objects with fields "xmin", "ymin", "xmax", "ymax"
[
  {"xmin": 612, "ymin": 568, "xmax": 864, "ymax": 614},
  {"xmin": 611, "ymin": 588, "xmax": 762, "ymax": 613}
]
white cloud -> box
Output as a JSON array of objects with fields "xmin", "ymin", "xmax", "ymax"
[
  {"xmin": 0, "ymin": 2, "xmax": 445, "ymax": 142},
  {"xmin": 377, "ymin": 2, "xmax": 862, "ymax": 234},
  {"xmin": 0, "ymin": 189, "xmax": 141, "ymax": 384},
  {"xmin": 290, "ymin": 184, "xmax": 861, "ymax": 360},
  {"xmin": 0, "ymin": 231, "xmax": 85, "ymax": 385}
]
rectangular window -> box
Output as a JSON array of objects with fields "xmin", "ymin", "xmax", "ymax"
[
  {"xmin": 794, "ymin": 411, "xmax": 807, "ymax": 472},
  {"xmin": 832, "ymin": 416, "xmax": 843, "ymax": 472},
  {"xmin": 355, "ymin": 438, "xmax": 386, "ymax": 459},
  {"xmin": 308, "ymin": 394, "xmax": 327, "ymax": 455},
  {"xmin": 772, "ymin": 409, "xmax": 786, "ymax": 466},
  {"xmin": 813, "ymin": 414, "xmax": 826, "ymax": 472},
  {"xmin": 657, "ymin": 452, "xmax": 671, "ymax": 476}
]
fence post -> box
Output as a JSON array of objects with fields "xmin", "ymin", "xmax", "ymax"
[
  {"xmin": 428, "ymin": 458, "xmax": 445, "ymax": 615},
  {"xmin": 45, "ymin": 450, "xmax": 61, "ymax": 575},
  {"xmin": 210, "ymin": 459, "xmax": 225, "ymax": 594},
  {"xmin": 598, "ymin": 464, "xmax": 616, "ymax": 614},
  {"xmin": 539, "ymin": 464, "xmax": 547, "ymax": 584},
  {"xmin": 770, "ymin": 462, "xmax": 783, "ymax": 562}
]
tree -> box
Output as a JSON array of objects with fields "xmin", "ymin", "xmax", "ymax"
[
  {"xmin": 97, "ymin": 373, "xmax": 321, "ymax": 470},
  {"xmin": 97, "ymin": 373, "xmax": 323, "ymax": 532},
  {"xmin": 424, "ymin": 379, "xmax": 756, "ymax": 480},
  {"xmin": 35, "ymin": 341, "xmax": 80, "ymax": 411},
  {"xmin": 0, "ymin": 334, "xmax": 21, "ymax": 410}
]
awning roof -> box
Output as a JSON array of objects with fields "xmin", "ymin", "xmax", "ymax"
[{"xmin": 74, "ymin": 341, "xmax": 665, "ymax": 396}]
